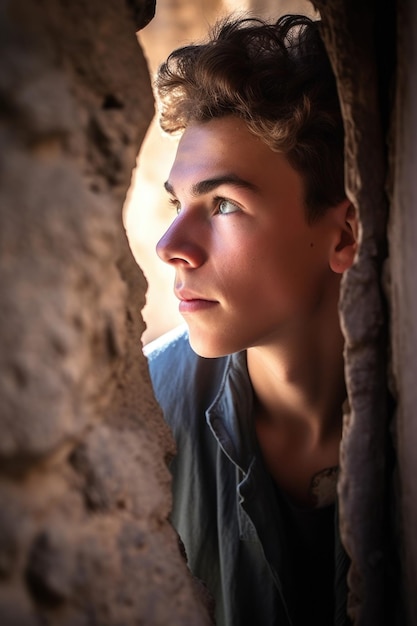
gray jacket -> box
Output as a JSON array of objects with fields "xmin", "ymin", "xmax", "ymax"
[{"xmin": 145, "ymin": 326, "xmax": 350, "ymax": 626}]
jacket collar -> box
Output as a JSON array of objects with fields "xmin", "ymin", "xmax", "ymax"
[{"xmin": 205, "ymin": 350, "xmax": 257, "ymax": 474}]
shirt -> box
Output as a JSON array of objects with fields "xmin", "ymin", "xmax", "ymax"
[{"xmin": 145, "ymin": 325, "xmax": 350, "ymax": 626}]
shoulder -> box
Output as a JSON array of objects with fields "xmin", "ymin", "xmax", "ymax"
[
  {"xmin": 144, "ymin": 325, "xmax": 229, "ymax": 427},
  {"xmin": 144, "ymin": 324, "xmax": 191, "ymax": 364},
  {"xmin": 144, "ymin": 325, "xmax": 197, "ymax": 395}
]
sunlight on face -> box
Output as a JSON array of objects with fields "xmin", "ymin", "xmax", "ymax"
[
  {"xmin": 156, "ymin": 117, "xmax": 339, "ymax": 358},
  {"xmin": 123, "ymin": 0, "xmax": 316, "ymax": 345}
]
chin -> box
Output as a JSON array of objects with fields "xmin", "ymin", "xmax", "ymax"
[{"xmin": 188, "ymin": 333, "xmax": 234, "ymax": 359}]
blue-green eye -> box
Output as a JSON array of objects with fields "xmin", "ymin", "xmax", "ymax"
[{"xmin": 218, "ymin": 199, "xmax": 240, "ymax": 215}]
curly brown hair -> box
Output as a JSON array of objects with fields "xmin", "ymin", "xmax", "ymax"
[{"xmin": 155, "ymin": 15, "xmax": 345, "ymax": 222}]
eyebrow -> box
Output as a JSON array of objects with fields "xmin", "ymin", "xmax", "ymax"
[{"xmin": 164, "ymin": 174, "xmax": 260, "ymax": 197}]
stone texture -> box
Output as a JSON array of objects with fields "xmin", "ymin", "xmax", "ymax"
[
  {"xmin": 313, "ymin": 0, "xmax": 400, "ymax": 623},
  {"xmin": 389, "ymin": 0, "xmax": 417, "ymax": 623},
  {"xmin": 0, "ymin": 0, "xmax": 212, "ymax": 623}
]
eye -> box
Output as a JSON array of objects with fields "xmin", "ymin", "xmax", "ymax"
[
  {"xmin": 217, "ymin": 198, "xmax": 241, "ymax": 215},
  {"xmin": 168, "ymin": 197, "xmax": 181, "ymax": 215}
]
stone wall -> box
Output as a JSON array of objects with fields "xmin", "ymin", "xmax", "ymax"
[
  {"xmin": 0, "ymin": 1, "xmax": 212, "ymax": 624},
  {"xmin": 315, "ymin": 0, "xmax": 401, "ymax": 623},
  {"xmin": 389, "ymin": 0, "xmax": 417, "ymax": 622}
]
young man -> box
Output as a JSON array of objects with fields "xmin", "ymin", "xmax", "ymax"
[{"xmin": 145, "ymin": 15, "xmax": 357, "ymax": 626}]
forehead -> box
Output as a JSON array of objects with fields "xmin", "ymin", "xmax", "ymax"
[
  {"xmin": 173, "ymin": 117, "xmax": 265, "ymax": 171},
  {"xmin": 168, "ymin": 116, "xmax": 305, "ymax": 203}
]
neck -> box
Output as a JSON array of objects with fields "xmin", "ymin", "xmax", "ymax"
[{"xmin": 247, "ymin": 302, "xmax": 346, "ymax": 442}]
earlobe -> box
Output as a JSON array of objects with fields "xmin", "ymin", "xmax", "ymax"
[{"xmin": 329, "ymin": 201, "xmax": 358, "ymax": 274}]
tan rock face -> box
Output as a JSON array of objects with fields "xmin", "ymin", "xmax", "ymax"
[{"xmin": 0, "ymin": 0, "xmax": 212, "ymax": 623}]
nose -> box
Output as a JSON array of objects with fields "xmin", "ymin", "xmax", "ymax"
[{"xmin": 156, "ymin": 214, "xmax": 207, "ymax": 268}]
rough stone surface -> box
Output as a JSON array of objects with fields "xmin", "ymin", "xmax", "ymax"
[
  {"xmin": 389, "ymin": 0, "xmax": 417, "ymax": 623},
  {"xmin": 126, "ymin": 0, "xmax": 156, "ymax": 29},
  {"xmin": 0, "ymin": 0, "xmax": 212, "ymax": 623},
  {"xmin": 314, "ymin": 1, "xmax": 394, "ymax": 624}
]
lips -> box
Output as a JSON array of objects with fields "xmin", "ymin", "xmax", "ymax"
[
  {"xmin": 175, "ymin": 287, "xmax": 218, "ymax": 313},
  {"xmin": 175, "ymin": 287, "xmax": 216, "ymax": 302}
]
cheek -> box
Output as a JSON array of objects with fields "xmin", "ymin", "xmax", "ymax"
[
  {"xmin": 218, "ymin": 245, "xmax": 284, "ymax": 306},
  {"xmin": 238, "ymin": 239, "xmax": 321, "ymax": 306},
  {"xmin": 211, "ymin": 224, "xmax": 323, "ymax": 299}
]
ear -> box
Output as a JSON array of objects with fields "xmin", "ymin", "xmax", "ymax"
[{"xmin": 328, "ymin": 200, "xmax": 358, "ymax": 274}]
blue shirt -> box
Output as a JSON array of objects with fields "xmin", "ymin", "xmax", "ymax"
[{"xmin": 145, "ymin": 326, "xmax": 350, "ymax": 626}]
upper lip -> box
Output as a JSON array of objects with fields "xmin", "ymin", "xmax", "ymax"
[{"xmin": 175, "ymin": 287, "xmax": 217, "ymax": 302}]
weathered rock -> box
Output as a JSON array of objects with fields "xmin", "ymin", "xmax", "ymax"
[
  {"xmin": 314, "ymin": 1, "xmax": 395, "ymax": 624},
  {"xmin": 388, "ymin": 0, "xmax": 417, "ymax": 623},
  {"xmin": 0, "ymin": 0, "xmax": 213, "ymax": 623}
]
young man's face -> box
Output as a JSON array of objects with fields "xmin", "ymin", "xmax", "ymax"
[{"xmin": 157, "ymin": 116, "xmax": 341, "ymax": 358}]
